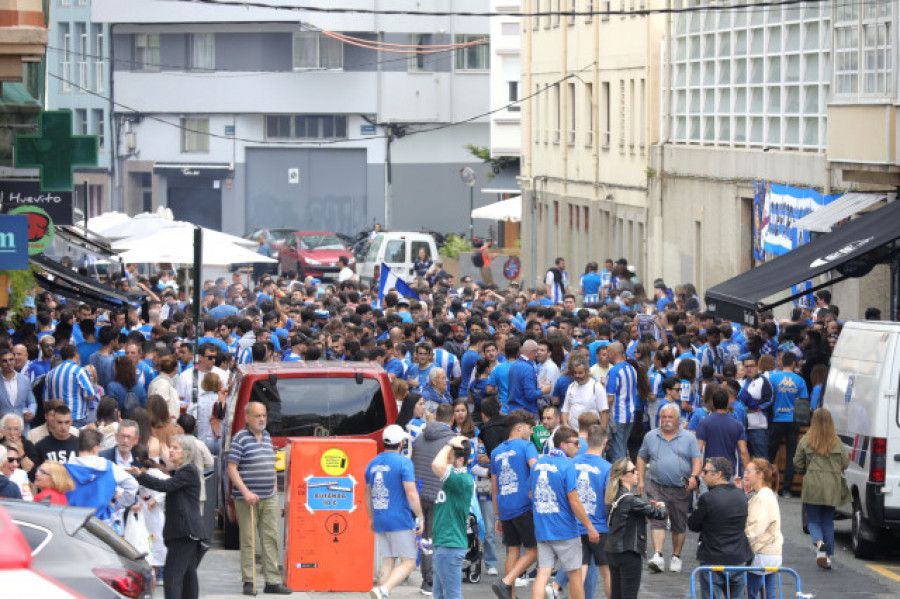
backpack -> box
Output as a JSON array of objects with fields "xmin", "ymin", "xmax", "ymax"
[
  {"xmin": 123, "ymin": 390, "xmax": 142, "ymax": 417},
  {"xmin": 471, "ymin": 251, "xmax": 484, "ymax": 268},
  {"xmin": 793, "ymin": 396, "xmax": 812, "ymax": 426}
]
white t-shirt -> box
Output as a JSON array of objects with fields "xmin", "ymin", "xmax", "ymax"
[
  {"xmin": 562, "ymin": 379, "xmax": 609, "ymax": 431},
  {"xmin": 175, "ymin": 366, "xmax": 228, "ymax": 404},
  {"xmin": 338, "ymin": 267, "xmax": 356, "ymax": 282}
]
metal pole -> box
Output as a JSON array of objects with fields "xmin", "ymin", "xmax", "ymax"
[
  {"xmin": 192, "ymin": 226, "xmax": 202, "ymax": 405},
  {"xmin": 469, "ymin": 186, "xmax": 474, "ymax": 241}
]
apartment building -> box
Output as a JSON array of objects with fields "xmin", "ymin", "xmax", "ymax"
[
  {"xmin": 519, "ymin": 0, "xmax": 665, "ymax": 286},
  {"xmin": 91, "ymin": 0, "xmax": 491, "ymax": 237},
  {"xmin": 48, "ymin": 0, "xmax": 111, "ymax": 218}
]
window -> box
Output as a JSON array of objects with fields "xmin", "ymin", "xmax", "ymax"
[
  {"xmin": 79, "ymin": 29, "xmax": 88, "ymax": 89},
  {"xmin": 93, "ymin": 109, "xmax": 105, "ymax": 150},
  {"xmin": 533, "ymin": 0, "xmax": 541, "ymax": 31},
  {"xmin": 384, "ymin": 240, "xmax": 406, "ymax": 263},
  {"xmin": 569, "ymin": 0, "xmax": 577, "ymax": 25},
  {"xmin": 508, "ymin": 81, "xmax": 520, "ymax": 111},
  {"xmin": 94, "ymin": 25, "xmax": 104, "ymax": 92},
  {"xmin": 293, "ymin": 32, "xmax": 343, "ymax": 70},
  {"xmin": 61, "ymin": 24, "xmax": 71, "ymax": 92},
  {"xmin": 264, "ymin": 114, "xmax": 348, "ymax": 140},
  {"xmin": 134, "ymin": 33, "xmax": 160, "ymax": 71},
  {"xmin": 586, "ymin": 0, "xmax": 594, "ymax": 23},
  {"xmin": 534, "ymin": 84, "xmax": 541, "ymax": 142},
  {"xmin": 454, "ymin": 35, "xmax": 489, "ymax": 71},
  {"xmin": 189, "ymin": 33, "xmax": 215, "ymax": 70},
  {"xmin": 181, "ymin": 117, "xmax": 210, "ymax": 153},
  {"xmin": 601, "ymin": 81, "xmax": 611, "ymax": 148},
  {"xmin": 408, "ymin": 34, "xmax": 431, "ymax": 72},
  {"xmin": 862, "ymin": 0, "xmax": 892, "ymax": 95},
  {"xmin": 75, "ymin": 109, "xmax": 88, "ymax": 135},
  {"xmin": 265, "ymin": 377, "xmax": 387, "ymax": 438},
  {"xmin": 567, "ymin": 82, "xmax": 576, "ymax": 145},
  {"xmin": 410, "ymin": 241, "xmax": 431, "ymax": 261},
  {"xmin": 585, "ymin": 82, "xmax": 595, "ymax": 146}
]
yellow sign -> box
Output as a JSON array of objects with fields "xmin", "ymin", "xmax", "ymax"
[{"xmin": 321, "ymin": 448, "xmax": 349, "ymax": 475}]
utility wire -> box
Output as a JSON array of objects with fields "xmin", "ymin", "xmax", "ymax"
[
  {"xmin": 46, "ymin": 63, "xmax": 589, "ymax": 147},
  {"xmin": 171, "ymin": 0, "xmax": 831, "ymax": 18}
]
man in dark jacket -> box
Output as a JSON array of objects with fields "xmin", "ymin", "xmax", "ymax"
[
  {"xmin": 478, "ymin": 397, "xmax": 509, "ymax": 458},
  {"xmin": 412, "ymin": 403, "xmax": 455, "ymax": 595},
  {"xmin": 688, "ymin": 457, "xmax": 754, "ymax": 599}
]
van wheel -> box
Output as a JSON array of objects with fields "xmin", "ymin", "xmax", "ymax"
[
  {"xmin": 851, "ymin": 501, "xmax": 878, "ymax": 559},
  {"xmin": 224, "ymin": 518, "xmax": 240, "ymax": 550}
]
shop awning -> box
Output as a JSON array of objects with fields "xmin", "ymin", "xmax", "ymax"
[
  {"xmin": 30, "ymin": 254, "xmax": 131, "ymax": 310},
  {"xmin": 480, "ymin": 167, "xmax": 520, "ymax": 194},
  {"xmin": 472, "ymin": 196, "xmax": 521, "ymax": 222},
  {"xmin": 793, "ymin": 192, "xmax": 888, "ymax": 232},
  {"xmin": 705, "ymin": 200, "xmax": 900, "ymax": 327}
]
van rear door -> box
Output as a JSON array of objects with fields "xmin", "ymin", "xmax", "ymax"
[
  {"xmin": 382, "ymin": 236, "xmax": 411, "ymax": 280},
  {"xmin": 885, "ymin": 332, "xmax": 900, "ymax": 518}
]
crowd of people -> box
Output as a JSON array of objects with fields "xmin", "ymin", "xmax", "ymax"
[{"xmin": 0, "ymin": 250, "xmax": 870, "ymax": 599}]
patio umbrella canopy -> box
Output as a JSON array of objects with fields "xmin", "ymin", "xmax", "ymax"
[
  {"xmin": 471, "ymin": 196, "xmax": 522, "ymax": 222},
  {"xmin": 114, "ymin": 226, "xmax": 276, "ymax": 266}
]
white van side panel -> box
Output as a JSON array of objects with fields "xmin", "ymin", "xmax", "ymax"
[{"xmin": 824, "ymin": 322, "xmax": 900, "ymax": 516}]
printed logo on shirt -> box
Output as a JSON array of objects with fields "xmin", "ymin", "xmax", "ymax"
[
  {"xmin": 574, "ymin": 465, "xmax": 599, "ymax": 515},
  {"xmin": 495, "ymin": 451, "xmax": 519, "ymax": 495},
  {"xmin": 533, "ymin": 465, "xmax": 560, "ymax": 514}
]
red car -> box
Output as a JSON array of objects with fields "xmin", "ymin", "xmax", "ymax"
[
  {"xmin": 217, "ymin": 361, "xmax": 396, "ymax": 548},
  {"xmin": 278, "ymin": 231, "xmax": 355, "ymax": 279}
]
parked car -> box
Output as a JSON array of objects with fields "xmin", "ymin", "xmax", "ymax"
[
  {"xmin": 356, "ymin": 231, "xmax": 439, "ymax": 284},
  {"xmin": 243, "ymin": 228, "xmax": 295, "ymax": 252},
  {"xmin": 0, "ymin": 499, "xmax": 153, "ymax": 598},
  {"xmin": 278, "ymin": 231, "xmax": 355, "ymax": 279},
  {"xmin": 0, "ymin": 504, "xmax": 84, "ymax": 598},
  {"xmin": 217, "ymin": 361, "xmax": 396, "ymax": 548}
]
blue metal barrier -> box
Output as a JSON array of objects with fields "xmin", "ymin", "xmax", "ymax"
[{"xmin": 689, "ymin": 566, "xmax": 809, "ymax": 599}]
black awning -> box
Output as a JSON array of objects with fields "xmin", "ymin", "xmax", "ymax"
[
  {"xmin": 57, "ymin": 225, "xmax": 115, "ymax": 256},
  {"xmin": 30, "ymin": 254, "xmax": 131, "ymax": 309},
  {"xmin": 705, "ymin": 200, "xmax": 900, "ymax": 327},
  {"xmin": 33, "ymin": 273, "xmax": 125, "ymax": 311}
]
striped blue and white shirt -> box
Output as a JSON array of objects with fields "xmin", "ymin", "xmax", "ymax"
[
  {"xmin": 605, "ymin": 361, "xmax": 638, "ymax": 424},
  {"xmin": 227, "ymin": 427, "xmax": 277, "ymax": 500},
  {"xmin": 434, "ymin": 348, "xmax": 461, "ymax": 379},
  {"xmin": 238, "ymin": 347, "xmax": 253, "ymax": 365},
  {"xmin": 44, "ymin": 360, "xmax": 96, "ymax": 422}
]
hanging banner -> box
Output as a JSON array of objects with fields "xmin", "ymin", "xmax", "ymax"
[
  {"xmin": 752, "ymin": 181, "xmax": 766, "ymax": 262},
  {"xmin": 0, "ymin": 181, "xmax": 73, "ymax": 225},
  {"xmin": 761, "ymin": 183, "xmax": 840, "ymax": 256}
]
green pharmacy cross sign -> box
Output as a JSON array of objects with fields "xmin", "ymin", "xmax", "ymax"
[{"xmin": 14, "ymin": 111, "xmax": 99, "ymax": 191}]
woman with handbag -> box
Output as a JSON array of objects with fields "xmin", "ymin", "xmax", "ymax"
[
  {"xmin": 604, "ymin": 458, "xmax": 668, "ymax": 599},
  {"xmin": 793, "ymin": 408, "xmax": 850, "ymax": 570},
  {"xmin": 127, "ymin": 435, "xmax": 207, "ymax": 599}
]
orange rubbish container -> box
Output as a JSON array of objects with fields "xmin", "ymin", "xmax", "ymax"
[{"xmin": 283, "ymin": 438, "xmax": 377, "ymax": 592}]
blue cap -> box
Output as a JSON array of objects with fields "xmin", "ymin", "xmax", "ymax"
[{"xmin": 23, "ymin": 296, "xmax": 35, "ymax": 308}]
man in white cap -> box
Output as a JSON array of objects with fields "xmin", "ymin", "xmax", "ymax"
[{"xmin": 365, "ymin": 424, "xmax": 425, "ymax": 599}]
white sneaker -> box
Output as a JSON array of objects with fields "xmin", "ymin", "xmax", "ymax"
[
  {"xmin": 515, "ymin": 576, "xmax": 529, "ymax": 587},
  {"xmin": 545, "ymin": 583, "xmax": 559, "ymax": 599},
  {"xmin": 370, "ymin": 587, "xmax": 388, "ymax": 599},
  {"xmin": 648, "ymin": 552, "xmax": 665, "ymax": 573},
  {"xmin": 669, "ymin": 555, "xmax": 683, "ymax": 573},
  {"xmin": 486, "ymin": 567, "xmax": 499, "ymax": 576}
]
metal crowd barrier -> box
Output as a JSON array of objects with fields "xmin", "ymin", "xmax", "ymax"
[{"xmin": 689, "ymin": 566, "xmax": 810, "ymax": 599}]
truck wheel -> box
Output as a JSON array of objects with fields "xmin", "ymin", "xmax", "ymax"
[
  {"xmin": 223, "ymin": 517, "xmax": 240, "ymax": 550},
  {"xmin": 851, "ymin": 501, "xmax": 878, "ymax": 559}
]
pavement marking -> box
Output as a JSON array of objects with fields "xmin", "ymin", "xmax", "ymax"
[{"xmin": 867, "ymin": 565, "xmax": 900, "ymax": 583}]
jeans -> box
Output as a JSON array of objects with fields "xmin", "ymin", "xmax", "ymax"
[
  {"xmin": 555, "ymin": 560, "xmax": 599, "ymax": 598},
  {"xmin": 746, "ymin": 428, "xmax": 768, "ymax": 459},
  {"xmin": 420, "ymin": 500, "xmax": 435, "ymax": 587},
  {"xmin": 478, "ymin": 497, "xmax": 498, "ymax": 569},
  {"xmin": 607, "ymin": 551, "xmax": 642, "ymax": 599},
  {"xmin": 234, "ymin": 496, "xmax": 281, "ymax": 585},
  {"xmin": 608, "ymin": 421, "xmax": 634, "ymax": 464},
  {"xmin": 768, "ymin": 422, "xmax": 799, "ymax": 493},
  {"xmin": 746, "ymin": 554, "xmax": 781, "ymax": 599},
  {"xmin": 698, "ymin": 567, "xmax": 746, "ymax": 599},
  {"xmin": 433, "ymin": 546, "xmax": 466, "ymax": 599},
  {"xmin": 805, "ymin": 503, "xmax": 835, "ymax": 555}
]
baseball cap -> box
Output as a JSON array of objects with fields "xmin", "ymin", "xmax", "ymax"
[
  {"xmin": 382, "ymin": 425, "xmax": 408, "ymax": 446},
  {"xmin": 619, "ymin": 290, "xmax": 634, "ymax": 299}
]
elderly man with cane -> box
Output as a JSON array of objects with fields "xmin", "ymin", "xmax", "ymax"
[{"xmin": 227, "ymin": 401, "xmax": 292, "ymax": 595}]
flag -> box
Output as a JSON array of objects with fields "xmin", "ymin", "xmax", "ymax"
[{"xmin": 378, "ymin": 262, "xmax": 419, "ymax": 308}]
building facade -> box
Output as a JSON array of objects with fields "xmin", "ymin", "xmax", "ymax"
[
  {"xmin": 91, "ymin": 0, "xmax": 493, "ymax": 238},
  {"xmin": 519, "ymin": 0, "xmax": 665, "ymax": 288},
  {"xmin": 48, "ymin": 0, "xmax": 111, "ymax": 220}
]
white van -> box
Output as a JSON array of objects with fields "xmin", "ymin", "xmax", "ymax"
[
  {"xmin": 821, "ymin": 320, "xmax": 900, "ymax": 558},
  {"xmin": 356, "ymin": 231, "xmax": 439, "ymax": 285}
]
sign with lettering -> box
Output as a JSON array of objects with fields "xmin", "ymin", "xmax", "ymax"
[
  {"xmin": 0, "ymin": 214, "xmax": 30, "ymax": 269},
  {"xmin": 305, "ymin": 476, "xmax": 356, "ymax": 512},
  {"xmin": 0, "ymin": 181, "xmax": 73, "ymax": 225}
]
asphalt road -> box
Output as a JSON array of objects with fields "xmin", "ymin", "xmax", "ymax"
[{"xmin": 155, "ymin": 494, "xmax": 900, "ymax": 599}]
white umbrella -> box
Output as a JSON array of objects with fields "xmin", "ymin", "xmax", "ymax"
[
  {"xmin": 114, "ymin": 227, "xmax": 276, "ymax": 266},
  {"xmin": 86, "ymin": 211, "xmax": 131, "ymax": 233},
  {"xmin": 93, "ymin": 211, "xmax": 178, "ymax": 240},
  {"xmin": 471, "ymin": 196, "xmax": 522, "ymax": 222}
]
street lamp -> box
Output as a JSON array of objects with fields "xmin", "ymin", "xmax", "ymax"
[{"xmin": 460, "ymin": 166, "xmax": 477, "ymax": 241}]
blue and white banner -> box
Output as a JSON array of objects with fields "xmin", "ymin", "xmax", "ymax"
[
  {"xmin": 761, "ymin": 183, "xmax": 840, "ymax": 256},
  {"xmin": 378, "ymin": 263, "xmax": 420, "ymax": 308}
]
